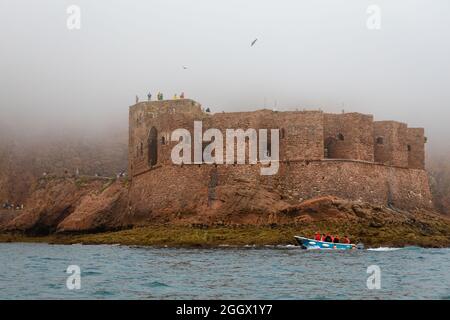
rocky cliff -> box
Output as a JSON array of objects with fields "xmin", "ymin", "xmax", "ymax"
[
  {"xmin": 1, "ymin": 171, "xmax": 449, "ymax": 247},
  {"xmin": 1, "ymin": 130, "xmax": 450, "ymax": 239}
]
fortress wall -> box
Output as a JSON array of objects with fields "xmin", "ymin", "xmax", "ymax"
[
  {"xmin": 129, "ymin": 165, "xmax": 211, "ymax": 219},
  {"xmin": 374, "ymin": 121, "xmax": 409, "ymax": 167},
  {"xmin": 269, "ymin": 111, "xmax": 324, "ymax": 160},
  {"xmin": 128, "ymin": 100, "xmax": 432, "ymax": 220},
  {"xmin": 278, "ymin": 161, "xmax": 433, "ymax": 210},
  {"xmin": 203, "ymin": 110, "xmax": 273, "ymax": 164},
  {"xmin": 129, "ymin": 99, "xmax": 206, "ymax": 176},
  {"xmin": 129, "ymin": 161, "xmax": 433, "ymax": 220},
  {"xmin": 130, "ymin": 106, "xmax": 326, "ymax": 177},
  {"xmin": 323, "ymin": 113, "xmax": 374, "ymax": 161},
  {"xmin": 407, "ymin": 128, "xmax": 425, "ymax": 170},
  {"xmin": 203, "ymin": 110, "xmax": 324, "ymax": 161}
]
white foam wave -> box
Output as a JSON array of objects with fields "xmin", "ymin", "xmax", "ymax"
[{"xmin": 367, "ymin": 247, "xmax": 402, "ymax": 252}]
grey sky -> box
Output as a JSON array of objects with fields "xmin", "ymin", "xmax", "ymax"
[{"xmin": 0, "ymin": 0, "xmax": 449, "ymax": 153}]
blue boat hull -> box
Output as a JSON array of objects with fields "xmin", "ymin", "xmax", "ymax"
[{"xmin": 294, "ymin": 236, "xmax": 355, "ymax": 250}]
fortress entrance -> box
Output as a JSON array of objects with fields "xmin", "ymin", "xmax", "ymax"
[
  {"xmin": 148, "ymin": 127, "xmax": 158, "ymax": 166},
  {"xmin": 324, "ymin": 137, "xmax": 337, "ymax": 159}
]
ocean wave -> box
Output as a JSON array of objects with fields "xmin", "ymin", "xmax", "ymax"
[
  {"xmin": 260, "ymin": 244, "xmax": 300, "ymax": 249},
  {"xmin": 367, "ymin": 247, "xmax": 402, "ymax": 252},
  {"xmin": 275, "ymin": 244, "xmax": 300, "ymax": 249}
]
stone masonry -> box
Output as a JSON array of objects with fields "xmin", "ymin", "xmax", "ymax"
[{"xmin": 128, "ymin": 99, "xmax": 432, "ymax": 213}]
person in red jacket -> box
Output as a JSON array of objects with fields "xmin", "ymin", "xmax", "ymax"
[
  {"xmin": 314, "ymin": 232, "xmax": 321, "ymax": 241},
  {"xmin": 343, "ymin": 236, "xmax": 351, "ymax": 244}
]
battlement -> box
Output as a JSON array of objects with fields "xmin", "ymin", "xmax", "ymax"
[{"xmin": 130, "ymin": 99, "xmax": 204, "ymax": 124}]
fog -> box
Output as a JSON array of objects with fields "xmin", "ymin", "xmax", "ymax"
[{"xmin": 0, "ymin": 0, "xmax": 449, "ymax": 154}]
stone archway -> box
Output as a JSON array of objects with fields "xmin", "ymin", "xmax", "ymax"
[
  {"xmin": 324, "ymin": 137, "xmax": 337, "ymax": 159},
  {"xmin": 148, "ymin": 127, "xmax": 158, "ymax": 166}
]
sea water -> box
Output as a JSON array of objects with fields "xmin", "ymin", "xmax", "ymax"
[{"xmin": 0, "ymin": 243, "xmax": 449, "ymax": 299}]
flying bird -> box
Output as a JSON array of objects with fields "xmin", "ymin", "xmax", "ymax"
[
  {"xmin": 251, "ymin": 38, "xmax": 258, "ymax": 47},
  {"xmin": 182, "ymin": 65, "xmax": 188, "ymax": 69}
]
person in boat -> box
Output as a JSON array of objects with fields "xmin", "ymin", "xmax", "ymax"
[
  {"xmin": 333, "ymin": 235, "xmax": 340, "ymax": 243},
  {"xmin": 314, "ymin": 232, "xmax": 321, "ymax": 241},
  {"xmin": 342, "ymin": 236, "xmax": 350, "ymax": 244},
  {"xmin": 321, "ymin": 234, "xmax": 326, "ymax": 241},
  {"xmin": 324, "ymin": 234, "xmax": 333, "ymax": 242}
]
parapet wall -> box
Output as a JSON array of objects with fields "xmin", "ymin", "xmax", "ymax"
[
  {"xmin": 407, "ymin": 128, "xmax": 425, "ymax": 169},
  {"xmin": 374, "ymin": 121, "xmax": 409, "ymax": 167},
  {"xmin": 324, "ymin": 113, "xmax": 374, "ymax": 161},
  {"xmin": 204, "ymin": 110, "xmax": 324, "ymax": 161}
]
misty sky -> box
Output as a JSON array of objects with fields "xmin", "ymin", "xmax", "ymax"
[{"xmin": 0, "ymin": 0, "xmax": 449, "ymax": 153}]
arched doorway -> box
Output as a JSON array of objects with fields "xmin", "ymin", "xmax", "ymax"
[
  {"xmin": 324, "ymin": 137, "xmax": 337, "ymax": 159},
  {"xmin": 148, "ymin": 127, "xmax": 158, "ymax": 166}
]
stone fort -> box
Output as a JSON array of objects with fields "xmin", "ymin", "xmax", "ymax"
[{"xmin": 128, "ymin": 99, "xmax": 433, "ymax": 217}]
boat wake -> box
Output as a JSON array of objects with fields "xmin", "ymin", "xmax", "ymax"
[{"xmin": 367, "ymin": 247, "xmax": 402, "ymax": 252}]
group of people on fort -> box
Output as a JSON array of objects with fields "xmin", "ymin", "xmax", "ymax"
[
  {"xmin": 136, "ymin": 91, "xmax": 186, "ymax": 103},
  {"xmin": 152, "ymin": 92, "xmax": 185, "ymax": 100},
  {"xmin": 2, "ymin": 202, "xmax": 24, "ymax": 211},
  {"xmin": 314, "ymin": 232, "xmax": 351, "ymax": 244}
]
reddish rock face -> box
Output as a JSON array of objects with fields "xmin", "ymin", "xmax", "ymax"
[
  {"xmin": 1, "ymin": 178, "xmax": 128, "ymax": 235},
  {"xmin": 56, "ymin": 181, "xmax": 129, "ymax": 234}
]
